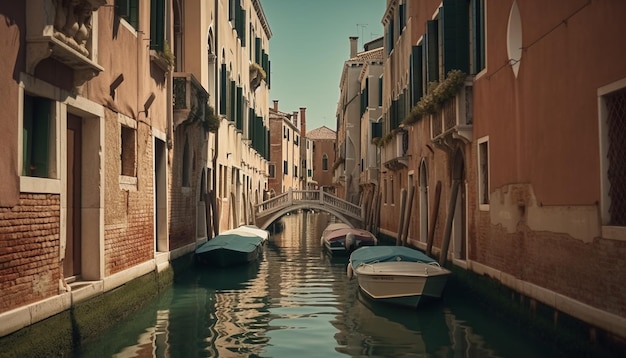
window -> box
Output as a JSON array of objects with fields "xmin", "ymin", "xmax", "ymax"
[
  {"xmin": 268, "ymin": 164, "xmax": 275, "ymax": 178},
  {"xmin": 150, "ymin": 0, "xmax": 165, "ymax": 51},
  {"xmin": 601, "ymin": 86, "xmax": 626, "ymax": 226},
  {"xmin": 378, "ymin": 76, "xmax": 383, "ymax": 106},
  {"xmin": 117, "ymin": 0, "xmax": 139, "ymax": 29},
  {"xmin": 22, "ymin": 94, "xmax": 56, "ymax": 178},
  {"xmin": 322, "ymin": 154, "xmax": 328, "ymax": 171},
  {"xmin": 294, "ymin": 165, "xmax": 298, "ymax": 178},
  {"xmin": 283, "ymin": 160, "xmax": 288, "ymax": 175},
  {"xmin": 371, "ymin": 121, "xmax": 382, "ymax": 139},
  {"xmin": 470, "ymin": 0, "xmax": 486, "ymax": 74},
  {"xmin": 442, "ymin": 0, "xmax": 470, "ymax": 75},
  {"xmin": 477, "ymin": 137, "xmax": 490, "ymax": 208},
  {"xmin": 410, "ymin": 44, "xmax": 424, "ymax": 106},
  {"xmin": 121, "ymin": 125, "xmax": 136, "ymax": 177}
]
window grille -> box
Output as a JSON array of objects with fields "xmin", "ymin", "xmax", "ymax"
[{"xmin": 606, "ymin": 88, "xmax": 626, "ymax": 226}]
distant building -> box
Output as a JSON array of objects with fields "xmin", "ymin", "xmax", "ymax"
[
  {"xmin": 268, "ymin": 101, "xmax": 307, "ymax": 196},
  {"xmin": 307, "ymin": 126, "xmax": 337, "ymax": 192},
  {"xmin": 335, "ymin": 36, "xmax": 384, "ymax": 204}
]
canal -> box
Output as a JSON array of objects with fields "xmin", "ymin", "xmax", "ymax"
[{"xmin": 75, "ymin": 212, "xmax": 568, "ymax": 357}]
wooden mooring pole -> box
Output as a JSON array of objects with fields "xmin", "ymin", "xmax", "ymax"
[
  {"xmin": 400, "ymin": 185, "xmax": 415, "ymax": 246},
  {"xmin": 426, "ymin": 181, "xmax": 442, "ymax": 257},
  {"xmin": 439, "ymin": 180, "xmax": 460, "ymax": 266},
  {"xmin": 396, "ymin": 188, "xmax": 407, "ymax": 246}
]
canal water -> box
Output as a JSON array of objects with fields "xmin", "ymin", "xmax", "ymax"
[{"xmin": 75, "ymin": 212, "xmax": 566, "ymax": 357}]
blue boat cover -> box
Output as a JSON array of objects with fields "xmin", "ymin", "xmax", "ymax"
[
  {"xmin": 195, "ymin": 232, "xmax": 263, "ymax": 255},
  {"xmin": 349, "ymin": 246, "xmax": 436, "ymax": 268}
]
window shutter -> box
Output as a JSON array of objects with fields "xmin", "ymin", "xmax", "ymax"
[
  {"xmin": 411, "ymin": 45, "xmax": 424, "ymax": 106},
  {"xmin": 255, "ymin": 38, "xmax": 261, "ymax": 64},
  {"xmin": 229, "ymin": 80, "xmax": 236, "ymax": 122},
  {"xmin": 220, "ymin": 64, "xmax": 227, "ymax": 115},
  {"xmin": 443, "ymin": 0, "xmax": 470, "ymax": 74},
  {"xmin": 426, "ymin": 20, "xmax": 439, "ymax": 85},
  {"xmin": 236, "ymin": 86, "xmax": 243, "ymax": 130},
  {"xmin": 150, "ymin": 0, "xmax": 165, "ymax": 51}
]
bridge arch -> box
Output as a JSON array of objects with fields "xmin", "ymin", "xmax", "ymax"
[{"xmin": 256, "ymin": 203, "xmax": 356, "ymax": 231}]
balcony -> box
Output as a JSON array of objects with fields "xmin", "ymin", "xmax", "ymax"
[
  {"xmin": 431, "ymin": 81, "xmax": 473, "ymax": 144},
  {"xmin": 173, "ymin": 73, "xmax": 209, "ymax": 128},
  {"xmin": 26, "ymin": 0, "xmax": 106, "ymax": 94},
  {"xmin": 382, "ymin": 130, "xmax": 408, "ymax": 171}
]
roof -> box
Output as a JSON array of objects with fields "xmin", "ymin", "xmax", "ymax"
[
  {"xmin": 349, "ymin": 47, "xmax": 384, "ymax": 62},
  {"xmin": 306, "ymin": 126, "xmax": 336, "ymax": 140}
]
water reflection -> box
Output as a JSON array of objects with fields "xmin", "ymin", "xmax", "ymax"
[{"xmin": 76, "ymin": 212, "xmax": 562, "ymax": 357}]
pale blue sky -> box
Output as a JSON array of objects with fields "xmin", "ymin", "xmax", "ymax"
[{"xmin": 261, "ymin": 0, "xmax": 384, "ymax": 131}]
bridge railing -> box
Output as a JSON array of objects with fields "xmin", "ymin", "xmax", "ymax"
[{"xmin": 255, "ymin": 189, "xmax": 362, "ymax": 220}]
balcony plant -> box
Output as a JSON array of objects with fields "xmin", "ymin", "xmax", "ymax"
[{"xmin": 377, "ymin": 69, "xmax": 467, "ymax": 147}]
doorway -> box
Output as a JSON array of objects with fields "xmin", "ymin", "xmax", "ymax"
[{"xmin": 64, "ymin": 114, "xmax": 82, "ymax": 278}]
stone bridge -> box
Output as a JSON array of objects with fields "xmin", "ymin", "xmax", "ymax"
[{"xmin": 254, "ymin": 189, "xmax": 363, "ymax": 230}]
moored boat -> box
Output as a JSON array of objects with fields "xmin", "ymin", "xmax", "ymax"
[
  {"xmin": 347, "ymin": 246, "xmax": 451, "ymax": 308},
  {"xmin": 195, "ymin": 225, "xmax": 267, "ymax": 267},
  {"xmin": 321, "ymin": 224, "xmax": 378, "ymax": 255}
]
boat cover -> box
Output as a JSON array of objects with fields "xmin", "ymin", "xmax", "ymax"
[
  {"xmin": 349, "ymin": 246, "xmax": 436, "ymax": 268},
  {"xmin": 222, "ymin": 225, "xmax": 270, "ymax": 242},
  {"xmin": 324, "ymin": 228, "xmax": 375, "ymax": 242},
  {"xmin": 195, "ymin": 232, "xmax": 263, "ymax": 255}
]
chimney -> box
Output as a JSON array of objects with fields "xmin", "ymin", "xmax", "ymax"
[
  {"xmin": 349, "ymin": 36, "xmax": 358, "ymax": 58},
  {"xmin": 292, "ymin": 111, "xmax": 298, "ymax": 125},
  {"xmin": 273, "ymin": 100, "xmax": 279, "ymax": 111},
  {"xmin": 300, "ymin": 107, "xmax": 306, "ymax": 135}
]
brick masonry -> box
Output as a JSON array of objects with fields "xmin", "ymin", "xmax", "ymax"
[{"xmin": 0, "ymin": 194, "xmax": 61, "ymax": 312}]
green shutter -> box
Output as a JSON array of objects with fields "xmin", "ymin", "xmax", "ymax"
[
  {"xmin": 443, "ymin": 0, "xmax": 470, "ymax": 74},
  {"xmin": 411, "ymin": 45, "xmax": 424, "ymax": 106},
  {"xmin": 240, "ymin": 8, "xmax": 247, "ymax": 45},
  {"xmin": 255, "ymin": 38, "xmax": 261, "ymax": 64},
  {"xmin": 150, "ymin": 0, "xmax": 165, "ymax": 51},
  {"xmin": 472, "ymin": 0, "xmax": 485, "ymax": 73},
  {"xmin": 378, "ymin": 77, "xmax": 383, "ymax": 106},
  {"xmin": 267, "ymin": 60, "xmax": 271, "ymax": 89},
  {"xmin": 220, "ymin": 64, "xmax": 227, "ymax": 115},
  {"xmin": 23, "ymin": 96, "xmax": 51, "ymax": 178},
  {"xmin": 236, "ymin": 86, "xmax": 243, "ymax": 130},
  {"xmin": 426, "ymin": 20, "xmax": 439, "ymax": 85},
  {"xmin": 229, "ymin": 80, "xmax": 236, "ymax": 122}
]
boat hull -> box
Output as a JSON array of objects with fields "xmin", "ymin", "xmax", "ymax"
[
  {"xmin": 321, "ymin": 227, "xmax": 377, "ymax": 256},
  {"xmin": 353, "ymin": 261, "xmax": 450, "ymax": 308},
  {"xmin": 195, "ymin": 245, "xmax": 263, "ymax": 267},
  {"xmin": 195, "ymin": 226, "xmax": 266, "ymax": 267}
]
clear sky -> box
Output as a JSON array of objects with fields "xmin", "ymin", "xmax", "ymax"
[{"xmin": 261, "ymin": 0, "xmax": 384, "ymax": 132}]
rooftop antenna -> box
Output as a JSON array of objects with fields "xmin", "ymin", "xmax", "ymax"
[{"xmin": 356, "ymin": 23, "xmax": 368, "ymax": 48}]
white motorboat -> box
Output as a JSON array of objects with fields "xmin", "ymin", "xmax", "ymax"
[{"xmin": 347, "ymin": 246, "xmax": 451, "ymax": 308}]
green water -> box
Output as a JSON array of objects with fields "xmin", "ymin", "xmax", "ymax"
[{"xmin": 75, "ymin": 212, "xmax": 567, "ymax": 357}]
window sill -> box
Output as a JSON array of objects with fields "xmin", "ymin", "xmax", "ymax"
[
  {"xmin": 601, "ymin": 226, "xmax": 626, "ymax": 241},
  {"xmin": 119, "ymin": 175, "xmax": 137, "ymax": 191},
  {"xmin": 20, "ymin": 176, "xmax": 61, "ymax": 194}
]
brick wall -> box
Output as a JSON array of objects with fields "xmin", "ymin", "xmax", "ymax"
[
  {"xmin": 104, "ymin": 115, "xmax": 155, "ymax": 276},
  {"xmin": 0, "ymin": 194, "xmax": 61, "ymax": 313},
  {"xmin": 168, "ymin": 121, "xmax": 205, "ymax": 250}
]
